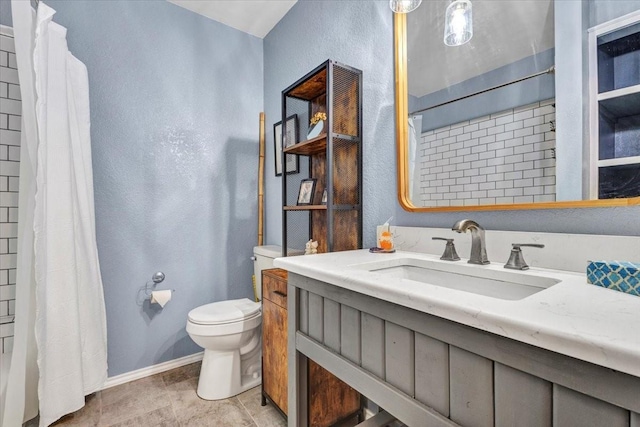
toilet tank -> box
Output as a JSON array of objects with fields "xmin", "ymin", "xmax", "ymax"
[{"xmin": 253, "ymin": 245, "xmax": 302, "ymax": 300}]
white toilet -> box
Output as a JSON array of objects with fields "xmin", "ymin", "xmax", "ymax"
[{"xmin": 185, "ymin": 245, "xmax": 286, "ymax": 400}]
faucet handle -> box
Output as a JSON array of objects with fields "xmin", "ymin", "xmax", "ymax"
[
  {"xmin": 432, "ymin": 237, "xmax": 461, "ymax": 261},
  {"xmin": 504, "ymin": 243, "xmax": 545, "ymax": 270}
]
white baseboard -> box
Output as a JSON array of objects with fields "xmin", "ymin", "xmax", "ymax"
[{"xmin": 102, "ymin": 352, "xmax": 204, "ymax": 390}]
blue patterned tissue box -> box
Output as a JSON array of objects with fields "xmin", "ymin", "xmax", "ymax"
[{"xmin": 586, "ymin": 261, "xmax": 640, "ymax": 297}]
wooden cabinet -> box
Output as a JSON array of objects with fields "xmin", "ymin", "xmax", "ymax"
[
  {"xmin": 261, "ymin": 268, "xmax": 360, "ymax": 426},
  {"xmin": 281, "ymin": 60, "xmax": 363, "ymax": 254},
  {"xmin": 588, "ymin": 12, "xmax": 640, "ymax": 199}
]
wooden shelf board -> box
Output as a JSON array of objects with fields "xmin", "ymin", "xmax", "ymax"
[
  {"xmin": 598, "ymin": 155, "xmax": 640, "ymax": 168},
  {"xmin": 284, "ymin": 134, "xmax": 327, "ymax": 155},
  {"xmin": 287, "ymin": 69, "xmax": 327, "ymax": 101},
  {"xmin": 284, "ymin": 205, "xmax": 328, "ymax": 211}
]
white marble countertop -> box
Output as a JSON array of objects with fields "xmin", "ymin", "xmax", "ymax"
[{"xmin": 274, "ymin": 249, "xmax": 640, "ymax": 378}]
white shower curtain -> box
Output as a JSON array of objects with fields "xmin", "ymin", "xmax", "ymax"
[{"xmin": 3, "ymin": 2, "xmax": 108, "ymax": 426}]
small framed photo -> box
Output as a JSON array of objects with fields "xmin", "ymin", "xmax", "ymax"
[
  {"xmin": 297, "ymin": 178, "xmax": 317, "ymax": 205},
  {"xmin": 321, "ymin": 189, "xmax": 327, "ymax": 205},
  {"xmin": 274, "ymin": 114, "xmax": 299, "ymax": 176}
]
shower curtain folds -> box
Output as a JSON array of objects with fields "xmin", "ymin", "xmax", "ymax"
[{"xmin": 4, "ymin": 2, "xmax": 108, "ymax": 426}]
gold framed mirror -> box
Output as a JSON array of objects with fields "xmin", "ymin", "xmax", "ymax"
[{"xmin": 395, "ymin": 4, "xmax": 640, "ymax": 212}]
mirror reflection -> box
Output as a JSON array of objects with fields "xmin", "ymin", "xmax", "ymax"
[{"xmin": 403, "ymin": 0, "xmax": 640, "ymax": 209}]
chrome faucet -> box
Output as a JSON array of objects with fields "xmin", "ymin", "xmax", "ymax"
[{"xmin": 452, "ymin": 219, "xmax": 490, "ymax": 265}]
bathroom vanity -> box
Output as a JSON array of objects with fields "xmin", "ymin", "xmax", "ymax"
[{"xmin": 274, "ymin": 229, "xmax": 640, "ymax": 427}]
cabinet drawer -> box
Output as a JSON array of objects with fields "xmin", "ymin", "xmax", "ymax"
[{"xmin": 262, "ymin": 268, "xmax": 288, "ymax": 308}]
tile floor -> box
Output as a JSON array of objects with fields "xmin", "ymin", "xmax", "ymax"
[{"xmin": 25, "ymin": 361, "xmax": 287, "ymax": 427}]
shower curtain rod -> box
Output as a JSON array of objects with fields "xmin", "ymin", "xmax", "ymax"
[{"xmin": 409, "ymin": 66, "xmax": 555, "ymax": 117}]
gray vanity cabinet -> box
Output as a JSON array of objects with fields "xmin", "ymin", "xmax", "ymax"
[{"xmin": 286, "ymin": 273, "xmax": 640, "ymax": 427}]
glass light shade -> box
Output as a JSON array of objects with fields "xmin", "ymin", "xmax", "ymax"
[
  {"xmin": 444, "ymin": 0, "xmax": 473, "ymax": 46},
  {"xmin": 389, "ymin": 0, "xmax": 422, "ymax": 14}
]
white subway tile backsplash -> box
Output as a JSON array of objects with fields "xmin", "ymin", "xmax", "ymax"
[
  {"xmin": 0, "ymin": 223, "xmax": 17, "ymax": 239},
  {"xmin": 514, "ymin": 161, "xmax": 534, "ymax": 171},
  {"xmin": 0, "ymin": 322, "xmax": 14, "ymax": 338},
  {"xmin": 0, "ymin": 45, "xmax": 19, "ymax": 347},
  {"xmin": 479, "ymin": 182, "xmax": 496, "ymax": 191},
  {"xmin": 7, "ymin": 53, "xmax": 17, "ymax": 70},
  {"xmin": 496, "ymin": 180, "xmax": 514, "ymax": 189},
  {"xmin": 0, "ymin": 284, "xmax": 16, "ymax": 302},
  {"xmin": 416, "ymin": 99, "xmax": 556, "ymax": 206},
  {"xmin": 471, "ymin": 144, "xmax": 487, "ymax": 154},
  {"xmin": 472, "ymin": 129, "xmax": 489, "ymax": 142},
  {"xmin": 0, "ymin": 192, "xmax": 18, "ymax": 208},
  {"xmin": 504, "ymin": 171, "xmax": 523, "ymax": 181},
  {"xmin": 479, "ymin": 119, "xmax": 496, "ymax": 130},
  {"xmin": 534, "ymin": 194, "xmax": 555, "ymax": 202},
  {"xmin": 514, "ymin": 195, "xmax": 534, "ymax": 203},
  {"xmin": 496, "ymin": 164, "xmax": 515, "ymax": 174},
  {"xmin": 523, "ymin": 169, "xmax": 544, "ymax": 179},
  {"xmin": 513, "ymin": 110, "xmax": 533, "ymax": 122},
  {"xmin": 514, "ymin": 144, "xmax": 534, "ymax": 155},
  {"xmin": 0, "ymin": 35, "xmax": 16, "ymax": 53},
  {"xmin": 0, "ymin": 130, "xmax": 20, "ymax": 145},
  {"xmin": 535, "ymin": 176, "xmax": 555, "ymax": 186},
  {"xmin": 514, "ymin": 127, "xmax": 534, "ymax": 138},
  {"xmin": 486, "ymin": 141, "xmax": 504, "ymax": 151},
  {"xmin": 463, "ymin": 123, "xmax": 479, "ymax": 133},
  {"xmin": 504, "ymin": 121, "xmax": 524, "ymax": 132},
  {"xmin": 8, "ymin": 146, "xmax": 19, "ymax": 161},
  {"xmin": 496, "ymin": 197, "xmax": 514, "ymax": 204},
  {"xmin": 8, "ymin": 84, "xmax": 20, "ymax": 100},
  {"xmin": 3, "ymin": 335, "xmax": 14, "ymax": 353}
]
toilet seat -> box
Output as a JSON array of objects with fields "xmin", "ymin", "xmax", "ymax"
[{"xmin": 188, "ymin": 298, "xmax": 260, "ymax": 325}]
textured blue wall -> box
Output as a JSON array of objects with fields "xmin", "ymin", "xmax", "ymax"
[
  {"xmin": 264, "ymin": 0, "xmax": 396, "ymax": 249},
  {"xmin": 265, "ymin": 0, "xmax": 640, "ymax": 249},
  {"xmin": 40, "ymin": 0, "xmax": 263, "ymax": 376}
]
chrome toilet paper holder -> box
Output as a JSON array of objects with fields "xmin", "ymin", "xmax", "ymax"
[{"xmin": 144, "ymin": 271, "xmax": 175, "ymax": 298}]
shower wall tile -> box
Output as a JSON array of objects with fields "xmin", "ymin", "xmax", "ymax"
[
  {"xmin": 0, "ymin": 284, "xmax": 15, "ymax": 301},
  {"xmin": 416, "ymin": 100, "xmax": 557, "ymax": 208},
  {"xmin": 0, "ymin": 29, "xmax": 18, "ymax": 354}
]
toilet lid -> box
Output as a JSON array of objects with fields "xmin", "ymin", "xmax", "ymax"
[{"xmin": 188, "ymin": 298, "xmax": 261, "ymax": 325}]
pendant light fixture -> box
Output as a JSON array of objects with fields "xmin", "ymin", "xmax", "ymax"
[
  {"xmin": 444, "ymin": 0, "xmax": 473, "ymax": 46},
  {"xmin": 389, "ymin": 0, "xmax": 422, "ymax": 14}
]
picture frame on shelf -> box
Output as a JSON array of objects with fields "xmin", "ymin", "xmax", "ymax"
[
  {"xmin": 297, "ymin": 178, "xmax": 317, "ymax": 205},
  {"xmin": 321, "ymin": 189, "xmax": 327, "ymax": 205},
  {"xmin": 274, "ymin": 114, "xmax": 299, "ymax": 176}
]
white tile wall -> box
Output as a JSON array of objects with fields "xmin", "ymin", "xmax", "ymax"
[
  {"xmin": 416, "ymin": 100, "xmax": 556, "ymax": 207},
  {"xmin": 0, "ymin": 31, "xmax": 19, "ymax": 354}
]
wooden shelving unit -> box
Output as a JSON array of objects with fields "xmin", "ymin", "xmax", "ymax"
[{"xmin": 280, "ymin": 60, "xmax": 363, "ymax": 255}]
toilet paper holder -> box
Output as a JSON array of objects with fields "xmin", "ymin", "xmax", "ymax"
[{"xmin": 144, "ymin": 271, "xmax": 175, "ymax": 297}]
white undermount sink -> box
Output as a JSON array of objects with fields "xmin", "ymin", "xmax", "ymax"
[{"xmin": 350, "ymin": 257, "xmax": 560, "ymax": 300}]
